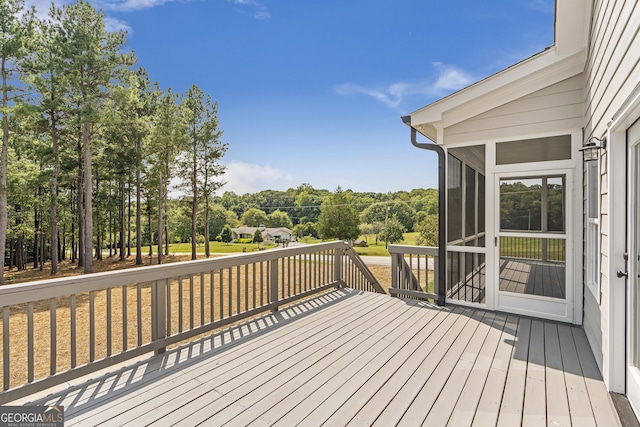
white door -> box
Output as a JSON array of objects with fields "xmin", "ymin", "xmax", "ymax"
[
  {"xmin": 495, "ymin": 170, "xmax": 573, "ymax": 322},
  {"xmin": 627, "ymin": 121, "xmax": 640, "ymax": 414}
]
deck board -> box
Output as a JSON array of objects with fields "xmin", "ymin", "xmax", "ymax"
[
  {"xmin": 421, "ymin": 311, "xmax": 497, "ymax": 427},
  {"xmin": 544, "ymin": 322, "xmax": 572, "ymax": 427},
  {"xmin": 558, "ymin": 324, "xmax": 598, "ymax": 427},
  {"xmin": 499, "ymin": 258, "xmax": 566, "ymax": 299},
  {"xmin": 471, "ymin": 315, "xmax": 519, "ymax": 427},
  {"xmin": 496, "ymin": 317, "xmax": 531, "ymax": 427},
  {"xmin": 11, "ymin": 288, "xmax": 621, "ymax": 427},
  {"xmin": 447, "ymin": 313, "xmax": 507, "ymax": 427},
  {"xmin": 522, "ymin": 319, "xmax": 546, "ymax": 426}
]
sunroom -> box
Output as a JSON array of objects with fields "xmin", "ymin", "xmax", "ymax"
[{"xmin": 399, "ymin": 1, "xmax": 588, "ymax": 324}]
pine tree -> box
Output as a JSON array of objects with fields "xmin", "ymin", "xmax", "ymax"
[{"xmin": 0, "ymin": 0, "xmax": 34, "ymax": 283}]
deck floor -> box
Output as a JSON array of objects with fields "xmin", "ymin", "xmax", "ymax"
[
  {"xmin": 15, "ymin": 289, "xmax": 620, "ymax": 426},
  {"xmin": 499, "ymin": 258, "xmax": 566, "ymax": 299}
]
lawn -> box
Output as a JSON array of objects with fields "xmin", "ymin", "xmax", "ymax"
[
  {"xmin": 157, "ymin": 231, "xmax": 421, "ymax": 257},
  {"xmin": 352, "ymin": 232, "xmax": 420, "ymax": 256},
  {"xmin": 166, "ymin": 241, "xmax": 277, "ymax": 254}
]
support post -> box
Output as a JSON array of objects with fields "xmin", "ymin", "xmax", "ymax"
[
  {"xmin": 152, "ymin": 279, "xmax": 167, "ymax": 354},
  {"xmin": 270, "ymin": 259, "xmax": 279, "ymax": 311}
]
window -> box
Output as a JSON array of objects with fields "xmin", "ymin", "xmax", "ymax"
[
  {"xmin": 447, "ymin": 154, "xmax": 462, "ymax": 243},
  {"xmin": 586, "ymin": 160, "xmax": 600, "ymax": 299},
  {"xmin": 496, "ymin": 135, "xmax": 572, "ymax": 165},
  {"xmin": 447, "ymin": 146, "xmax": 486, "ymax": 247}
]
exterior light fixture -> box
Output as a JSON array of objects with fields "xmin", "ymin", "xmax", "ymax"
[{"xmin": 579, "ymin": 136, "xmax": 607, "ymax": 162}]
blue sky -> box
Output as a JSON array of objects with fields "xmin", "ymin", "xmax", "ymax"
[{"xmin": 30, "ymin": 0, "xmax": 555, "ymax": 194}]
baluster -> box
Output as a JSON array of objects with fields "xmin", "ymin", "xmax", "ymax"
[
  {"xmin": 3, "ymin": 307, "xmax": 9, "ymax": 390},
  {"xmin": 50, "ymin": 298, "xmax": 57, "ymax": 375},
  {"xmin": 27, "ymin": 302, "xmax": 33, "ymax": 382}
]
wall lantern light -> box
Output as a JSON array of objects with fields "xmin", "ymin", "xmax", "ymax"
[{"xmin": 579, "ymin": 136, "xmax": 607, "ymax": 162}]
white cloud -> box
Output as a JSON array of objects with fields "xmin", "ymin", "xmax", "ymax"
[
  {"xmin": 97, "ymin": 0, "xmax": 179, "ymax": 12},
  {"xmin": 230, "ymin": 0, "xmax": 271, "ymax": 20},
  {"xmin": 431, "ymin": 62, "xmax": 474, "ymax": 91},
  {"xmin": 219, "ymin": 161, "xmax": 293, "ymax": 195},
  {"xmin": 103, "ymin": 16, "xmax": 133, "ymax": 33},
  {"xmin": 25, "ymin": 0, "xmax": 69, "ymax": 19},
  {"xmin": 335, "ymin": 63, "xmax": 475, "ymax": 109}
]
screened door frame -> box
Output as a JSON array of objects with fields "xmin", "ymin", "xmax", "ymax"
[{"xmin": 487, "ymin": 131, "xmax": 582, "ymax": 324}]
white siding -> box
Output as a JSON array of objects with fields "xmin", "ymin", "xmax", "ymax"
[
  {"xmin": 443, "ymin": 75, "xmax": 584, "ymax": 144},
  {"xmin": 583, "ymin": 0, "xmax": 640, "ymax": 137},
  {"xmin": 582, "ymin": 0, "xmax": 640, "ymax": 390}
]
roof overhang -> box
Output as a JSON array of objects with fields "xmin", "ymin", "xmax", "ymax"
[{"xmin": 405, "ymin": 0, "xmax": 590, "ymax": 144}]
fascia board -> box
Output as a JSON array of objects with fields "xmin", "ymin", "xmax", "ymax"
[
  {"xmin": 410, "ymin": 48, "xmax": 585, "ymax": 129},
  {"xmin": 441, "ymin": 49, "xmax": 586, "ymax": 127}
]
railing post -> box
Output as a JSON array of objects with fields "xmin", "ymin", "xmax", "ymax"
[
  {"xmin": 270, "ymin": 259, "xmax": 279, "ymax": 311},
  {"xmin": 334, "ymin": 245, "xmax": 342, "ymax": 287},
  {"xmin": 152, "ymin": 279, "xmax": 167, "ymax": 354},
  {"xmin": 391, "ymin": 253, "xmax": 398, "ymax": 289},
  {"xmin": 437, "ymin": 252, "xmax": 445, "ymax": 306}
]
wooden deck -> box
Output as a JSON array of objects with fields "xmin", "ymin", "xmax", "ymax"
[
  {"xmin": 500, "ymin": 258, "xmax": 566, "ymax": 299},
  {"xmin": 13, "ymin": 289, "xmax": 620, "ymax": 426}
]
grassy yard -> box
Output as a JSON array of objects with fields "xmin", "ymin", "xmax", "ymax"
[
  {"xmin": 351, "ymin": 232, "xmax": 420, "ymax": 256},
  {"xmin": 162, "ymin": 232, "xmax": 422, "ymax": 257},
  {"xmin": 166, "ymin": 241, "xmax": 278, "ymax": 254}
]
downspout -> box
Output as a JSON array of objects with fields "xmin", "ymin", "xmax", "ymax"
[{"xmin": 401, "ymin": 116, "xmax": 446, "ymax": 306}]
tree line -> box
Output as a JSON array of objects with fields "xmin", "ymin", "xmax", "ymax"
[
  {"xmin": 1, "ymin": 0, "xmax": 226, "ymax": 283},
  {"xmin": 211, "ymin": 186, "xmax": 439, "ymax": 247}
]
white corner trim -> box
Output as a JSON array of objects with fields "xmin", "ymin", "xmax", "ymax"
[{"xmin": 606, "ymin": 82, "xmax": 640, "ymax": 392}]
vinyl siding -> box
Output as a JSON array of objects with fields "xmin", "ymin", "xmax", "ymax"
[
  {"xmin": 582, "ymin": 0, "xmax": 640, "ymax": 386},
  {"xmin": 583, "ymin": 0, "xmax": 640, "ymax": 137},
  {"xmin": 443, "ymin": 75, "xmax": 584, "ymax": 144}
]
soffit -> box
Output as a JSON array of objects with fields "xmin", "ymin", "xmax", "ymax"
[{"xmin": 407, "ymin": 0, "xmax": 590, "ymax": 143}]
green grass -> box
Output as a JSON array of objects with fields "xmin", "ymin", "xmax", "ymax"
[
  {"xmin": 296, "ymin": 236, "xmax": 323, "ymax": 244},
  {"xmin": 165, "ymin": 231, "xmax": 421, "ymax": 257},
  {"xmin": 167, "ymin": 241, "xmax": 277, "ymax": 254},
  {"xmin": 352, "ymin": 232, "xmax": 420, "ymax": 257}
]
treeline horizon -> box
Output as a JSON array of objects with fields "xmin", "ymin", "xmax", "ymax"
[{"xmin": 210, "ymin": 185, "xmax": 439, "ymax": 243}]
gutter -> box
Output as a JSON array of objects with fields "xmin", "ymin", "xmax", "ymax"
[{"xmin": 401, "ymin": 116, "xmax": 446, "ymax": 306}]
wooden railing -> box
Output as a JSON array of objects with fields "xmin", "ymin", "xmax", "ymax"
[
  {"xmin": 0, "ymin": 241, "xmax": 383, "ymax": 404},
  {"xmin": 388, "ymin": 245, "xmax": 439, "ymax": 302}
]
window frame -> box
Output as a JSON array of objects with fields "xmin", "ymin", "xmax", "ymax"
[{"xmin": 586, "ymin": 159, "xmax": 600, "ymax": 300}]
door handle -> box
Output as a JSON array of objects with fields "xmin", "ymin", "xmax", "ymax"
[{"xmin": 617, "ymin": 270, "xmax": 629, "ymax": 278}]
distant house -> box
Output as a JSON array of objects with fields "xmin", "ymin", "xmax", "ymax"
[
  {"xmin": 402, "ymin": 0, "xmax": 640, "ymax": 416},
  {"xmin": 232, "ymin": 225, "xmax": 293, "ymax": 243}
]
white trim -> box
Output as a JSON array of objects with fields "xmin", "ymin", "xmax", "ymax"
[
  {"xmin": 486, "ymin": 142, "xmax": 497, "ymax": 311},
  {"xmin": 607, "ymin": 83, "xmax": 640, "ymax": 393},
  {"xmin": 630, "ymin": 139, "xmax": 640, "ymax": 416},
  {"xmin": 498, "ymin": 291, "xmax": 570, "ymax": 320},
  {"xmin": 499, "ymin": 231, "xmax": 567, "ymax": 240},
  {"xmin": 411, "ymin": 50, "xmax": 586, "ymax": 131},
  {"xmin": 494, "ymin": 167, "xmax": 576, "ymax": 324},
  {"xmin": 626, "ymin": 121, "xmax": 640, "ymax": 412},
  {"xmin": 586, "ymin": 218, "xmax": 600, "ymax": 300},
  {"xmin": 446, "ymin": 245, "xmax": 487, "ymax": 254},
  {"xmin": 586, "ymin": 156, "xmax": 601, "ymax": 301}
]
